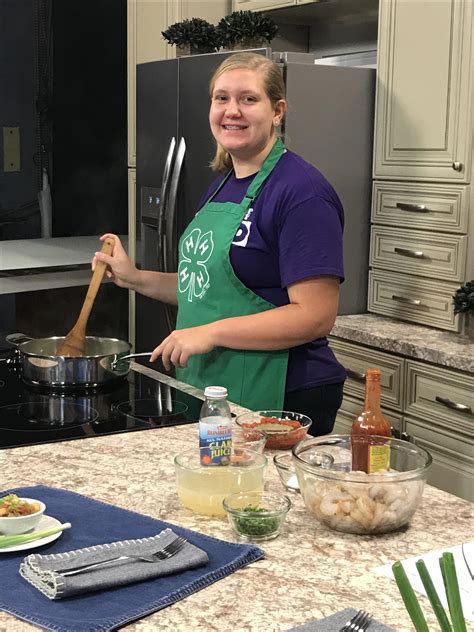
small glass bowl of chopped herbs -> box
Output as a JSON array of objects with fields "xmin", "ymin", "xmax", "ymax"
[{"xmin": 223, "ymin": 491, "xmax": 291, "ymax": 541}]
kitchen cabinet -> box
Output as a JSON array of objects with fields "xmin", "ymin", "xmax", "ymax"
[
  {"xmin": 373, "ymin": 0, "xmax": 472, "ymax": 182},
  {"xmin": 232, "ymin": 0, "xmax": 295, "ymax": 11},
  {"xmin": 330, "ymin": 337, "xmax": 474, "ymax": 502},
  {"xmin": 369, "ymin": 0, "xmax": 474, "ymax": 332},
  {"xmin": 232, "ymin": 0, "xmax": 326, "ymax": 8}
]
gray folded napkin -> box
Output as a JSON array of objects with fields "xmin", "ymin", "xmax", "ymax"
[
  {"xmin": 287, "ymin": 608, "xmax": 396, "ymax": 632},
  {"xmin": 19, "ymin": 528, "xmax": 209, "ymax": 600}
]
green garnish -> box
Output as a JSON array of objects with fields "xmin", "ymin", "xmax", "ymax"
[
  {"xmin": 416, "ymin": 559, "xmax": 452, "ymax": 632},
  {"xmin": 234, "ymin": 505, "xmax": 279, "ymax": 536},
  {"xmin": 439, "ymin": 552, "xmax": 467, "ymax": 632},
  {"xmin": 0, "ymin": 523, "xmax": 71, "ymax": 548},
  {"xmin": 393, "ymin": 554, "xmax": 467, "ymax": 632},
  {"xmin": 392, "ymin": 561, "xmax": 429, "ymax": 632}
]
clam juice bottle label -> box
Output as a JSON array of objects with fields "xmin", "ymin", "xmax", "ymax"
[
  {"xmin": 199, "ymin": 418, "xmax": 232, "ymax": 466},
  {"xmin": 199, "ymin": 386, "xmax": 233, "ymax": 466}
]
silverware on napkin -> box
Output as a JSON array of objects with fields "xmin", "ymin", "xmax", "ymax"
[
  {"xmin": 56, "ymin": 535, "xmax": 187, "ymax": 576},
  {"xmin": 19, "ymin": 528, "xmax": 209, "ymax": 599}
]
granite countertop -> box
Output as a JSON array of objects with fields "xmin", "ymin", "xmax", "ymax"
[
  {"xmin": 332, "ymin": 314, "xmax": 473, "ymax": 374},
  {"xmin": 1, "ymin": 366, "xmax": 473, "ymax": 632}
]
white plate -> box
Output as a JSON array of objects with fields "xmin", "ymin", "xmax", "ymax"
[{"xmin": 0, "ymin": 515, "xmax": 63, "ymax": 553}]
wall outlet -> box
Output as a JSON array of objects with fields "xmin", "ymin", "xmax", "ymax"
[{"xmin": 3, "ymin": 127, "xmax": 21, "ymax": 172}]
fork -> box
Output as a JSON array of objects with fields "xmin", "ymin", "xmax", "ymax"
[
  {"xmin": 338, "ymin": 610, "xmax": 372, "ymax": 632},
  {"xmin": 55, "ymin": 536, "xmax": 187, "ymax": 577}
]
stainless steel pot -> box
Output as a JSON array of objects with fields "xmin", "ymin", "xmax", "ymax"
[{"xmin": 6, "ymin": 334, "xmax": 132, "ymax": 388}]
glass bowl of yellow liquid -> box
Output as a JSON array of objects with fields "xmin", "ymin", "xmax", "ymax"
[{"xmin": 174, "ymin": 448, "xmax": 267, "ymax": 516}]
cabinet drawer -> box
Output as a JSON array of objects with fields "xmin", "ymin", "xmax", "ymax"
[
  {"xmin": 405, "ymin": 360, "xmax": 474, "ymax": 437},
  {"xmin": 371, "ymin": 182, "xmax": 469, "ymax": 233},
  {"xmin": 405, "ymin": 416, "xmax": 473, "ymax": 502},
  {"xmin": 334, "ymin": 395, "xmax": 403, "ymax": 435},
  {"xmin": 370, "ymin": 226, "xmax": 467, "ymax": 282},
  {"xmin": 329, "ymin": 338, "xmax": 404, "ymax": 411},
  {"xmin": 368, "ymin": 270, "xmax": 459, "ymax": 331}
]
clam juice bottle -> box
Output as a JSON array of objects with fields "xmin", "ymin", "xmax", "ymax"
[{"xmin": 199, "ymin": 386, "xmax": 232, "ymax": 466}]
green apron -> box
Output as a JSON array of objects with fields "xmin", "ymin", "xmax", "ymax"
[{"xmin": 176, "ymin": 138, "xmax": 289, "ymax": 410}]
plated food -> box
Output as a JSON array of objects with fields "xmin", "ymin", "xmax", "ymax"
[
  {"xmin": 0, "ymin": 495, "xmax": 46, "ymax": 535},
  {"xmin": 0, "ymin": 494, "xmax": 42, "ymax": 517}
]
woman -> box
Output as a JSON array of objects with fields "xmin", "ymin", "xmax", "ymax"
[{"xmin": 94, "ymin": 53, "xmax": 346, "ymax": 435}]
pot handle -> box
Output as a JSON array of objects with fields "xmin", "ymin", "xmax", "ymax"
[
  {"xmin": 110, "ymin": 352, "xmax": 153, "ymax": 370},
  {"xmin": 6, "ymin": 333, "xmax": 33, "ymax": 346}
]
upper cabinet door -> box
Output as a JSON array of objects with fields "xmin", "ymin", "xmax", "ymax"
[
  {"xmin": 180, "ymin": 0, "xmax": 231, "ymax": 21},
  {"xmin": 232, "ymin": 0, "xmax": 295, "ymax": 11},
  {"xmin": 374, "ymin": 0, "xmax": 472, "ymax": 182},
  {"xmin": 128, "ymin": 0, "xmax": 172, "ymax": 168}
]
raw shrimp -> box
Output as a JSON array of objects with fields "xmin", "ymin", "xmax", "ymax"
[{"xmin": 319, "ymin": 489, "xmax": 353, "ymax": 517}]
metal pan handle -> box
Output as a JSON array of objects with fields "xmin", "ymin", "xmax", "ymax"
[
  {"xmin": 110, "ymin": 352, "xmax": 153, "ymax": 370},
  {"xmin": 5, "ymin": 333, "xmax": 33, "ymax": 346}
]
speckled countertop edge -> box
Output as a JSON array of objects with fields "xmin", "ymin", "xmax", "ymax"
[{"xmin": 331, "ymin": 314, "xmax": 473, "ymax": 374}]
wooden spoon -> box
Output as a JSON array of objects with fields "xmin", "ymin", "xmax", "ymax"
[{"xmin": 56, "ymin": 237, "xmax": 115, "ymax": 356}]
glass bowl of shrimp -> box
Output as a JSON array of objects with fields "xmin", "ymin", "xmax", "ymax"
[{"xmin": 292, "ymin": 435, "xmax": 432, "ymax": 535}]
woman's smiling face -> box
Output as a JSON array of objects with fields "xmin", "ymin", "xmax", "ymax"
[{"xmin": 209, "ymin": 68, "xmax": 285, "ymax": 163}]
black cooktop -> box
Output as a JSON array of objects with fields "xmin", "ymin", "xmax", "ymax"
[{"xmin": 0, "ymin": 346, "xmax": 202, "ymax": 450}]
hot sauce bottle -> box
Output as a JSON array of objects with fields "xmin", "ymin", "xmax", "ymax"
[{"xmin": 351, "ymin": 368, "xmax": 391, "ymax": 473}]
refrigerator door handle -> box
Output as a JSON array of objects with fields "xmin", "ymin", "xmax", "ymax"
[
  {"xmin": 163, "ymin": 136, "xmax": 186, "ymax": 333},
  {"xmin": 157, "ymin": 137, "xmax": 177, "ymax": 272},
  {"xmin": 164, "ymin": 136, "xmax": 186, "ymax": 274}
]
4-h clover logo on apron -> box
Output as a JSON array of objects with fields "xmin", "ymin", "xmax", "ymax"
[{"xmin": 178, "ymin": 228, "xmax": 214, "ymax": 302}]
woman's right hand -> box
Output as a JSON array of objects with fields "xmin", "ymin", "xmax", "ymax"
[{"xmin": 92, "ymin": 233, "xmax": 139, "ymax": 289}]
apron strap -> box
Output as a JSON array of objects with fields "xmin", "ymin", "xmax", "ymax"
[
  {"xmin": 206, "ymin": 138, "xmax": 285, "ymax": 209},
  {"xmin": 243, "ymin": 138, "xmax": 285, "ymax": 207}
]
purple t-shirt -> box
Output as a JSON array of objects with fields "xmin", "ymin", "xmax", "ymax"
[{"xmin": 199, "ymin": 149, "xmax": 346, "ymax": 392}]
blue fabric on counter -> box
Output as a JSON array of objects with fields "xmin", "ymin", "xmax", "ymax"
[{"xmin": 0, "ymin": 485, "xmax": 265, "ymax": 632}]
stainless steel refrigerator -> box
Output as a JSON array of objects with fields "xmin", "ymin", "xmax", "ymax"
[{"xmin": 135, "ymin": 50, "xmax": 375, "ymax": 359}]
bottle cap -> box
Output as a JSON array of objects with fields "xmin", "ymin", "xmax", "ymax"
[
  {"xmin": 366, "ymin": 368, "xmax": 381, "ymax": 381},
  {"xmin": 204, "ymin": 386, "xmax": 228, "ymax": 399}
]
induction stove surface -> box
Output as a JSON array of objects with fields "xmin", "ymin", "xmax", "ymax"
[{"xmin": 0, "ymin": 349, "xmax": 202, "ymax": 449}]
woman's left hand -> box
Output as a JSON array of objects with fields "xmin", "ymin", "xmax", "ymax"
[{"xmin": 150, "ymin": 325, "xmax": 217, "ymax": 370}]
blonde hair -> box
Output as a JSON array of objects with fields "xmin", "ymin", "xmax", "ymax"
[{"xmin": 209, "ymin": 53, "xmax": 286, "ymax": 172}]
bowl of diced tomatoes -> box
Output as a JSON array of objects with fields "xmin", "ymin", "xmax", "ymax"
[
  {"xmin": 0, "ymin": 494, "xmax": 46, "ymax": 535},
  {"xmin": 236, "ymin": 411, "xmax": 312, "ymax": 450}
]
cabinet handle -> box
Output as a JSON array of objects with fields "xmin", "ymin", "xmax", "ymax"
[
  {"xmin": 452, "ymin": 162, "xmax": 463, "ymax": 172},
  {"xmin": 346, "ymin": 369, "xmax": 366, "ymax": 382},
  {"xmin": 394, "ymin": 247, "xmax": 426, "ymax": 259},
  {"xmin": 391, "ymin": 295, "xmax": 422, "ymax": 306},
  {"xmin": 435, "ymin": 396, "xmax": 472, "ymax": 414},
  {"xmin": 391, "ymin": 428, "xmax": 411, "ymax": 442},
  {"xmin": 396, "ymin": 202, "xmax": 430, "ymax": 213}
]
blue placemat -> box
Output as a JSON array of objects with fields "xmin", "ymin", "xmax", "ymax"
[{"xmin": 0, "ymin": 485, "xmax": 264, "ymax": 632}]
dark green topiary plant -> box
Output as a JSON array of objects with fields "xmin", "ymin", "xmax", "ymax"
[
  {"xmin": 216, "ymin": 11, "xmax": 278, "ymax": 49},
  {"xmin": 452, "ymin": 280, "xmax": 474, "ymax": 314},
  {"xmin": 162, "ymin": 18, "xmax": 219, "ymax": 53}
]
